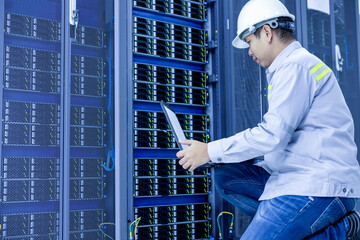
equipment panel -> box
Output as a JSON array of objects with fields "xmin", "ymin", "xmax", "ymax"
[
  {"xmin": 5, "ymin": 13, "xmax": 61, "ymax": 41},
  {"xmin": 133, "ymin": 0, "xmax": 206, "ymax": 21},
  {"xmin": 133, "ymin": 17, "xmax": 207, "ymax": 63},
  {"xmin": 2, "ymin": 101, "xmax": 60, "ymax": 146},
  {"xmin": 134, "ymin": 203, "xmax": 211, "ymax": 239},
  {"xmin": 134, "ymin": 63, "xmax": 208, "ymax": 105},
  {"xmin": 134, "ymin": 110, "xmax": 209, "ymax": 149},
  {"xmin": 0, "ymin": 212, "xmax": 59, "ymax": 239}
]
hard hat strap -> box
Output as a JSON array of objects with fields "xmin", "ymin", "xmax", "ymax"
[
  {"xmin": 239, "ymin": 18, "xmax": 295, "ymax": 41},
  {"xmin": 277, "ymin": 21, "xmax": 295, "ymax": 32},
  {"xmin": 239, "ymin": 18, "xmax": 278, "ymax": 41}
]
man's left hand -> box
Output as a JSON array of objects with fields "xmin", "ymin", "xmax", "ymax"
[{"xmin": 176, "ymin": 140, "xmax": 210, "ymax": 171}]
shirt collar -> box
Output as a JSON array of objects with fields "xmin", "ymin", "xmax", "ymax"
[{"xmin": 266, "ymin": 41, "xmax": 302, "ymax": 75}]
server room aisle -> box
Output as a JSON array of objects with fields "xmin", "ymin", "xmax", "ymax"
[
  {"xmin": 2, "ymin": 0, "xmax": 360, "ymax": 240},
  {"xmin": 1, "ymin": 0, "xmax": 115, "ymax": 239}
]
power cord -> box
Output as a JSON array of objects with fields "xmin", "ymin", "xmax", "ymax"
[{"xmin": 217, "ymin": 211, "xmax": 234, "ymax": 240}]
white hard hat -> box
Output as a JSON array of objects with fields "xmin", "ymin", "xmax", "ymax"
[{"xmin": 232, "ymin": 0, "xmax": 295, "ymax": 49}]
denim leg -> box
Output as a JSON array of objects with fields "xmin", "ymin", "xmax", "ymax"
[
  {"xmin": 214, "ymin": 160, "xmax": 270, "ymax": 217},
  {"xmin": 304, "ymin": 198, "xmax": 357, "ymax": 240},
  {"xmin": 304, "ymin": 219, "xmax": 348, "ymax": 240},
  {"xmin": 241, "ymin": 196, "xmax": 356, "ymax": 240}
]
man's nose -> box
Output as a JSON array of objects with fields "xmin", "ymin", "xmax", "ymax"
[{"xmin": 248, "ymin": 48, "xmax": 252, "ymax": 56}]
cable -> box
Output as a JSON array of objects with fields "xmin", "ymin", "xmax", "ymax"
[
  {"xmin": 103, "ymin": 149, "xmax": 115, "ymax": 171},
  {"xmin": 134, "ymin": 217, "xmax": 141, "ymax": 240},
  {"xmin": 103, "ymin": 16, "xmax": 115, "ymax": 172},
  {"xmin": 98, "ymin": 222, "xmax": 115, "ymax": 239},
  {"xmin": 129, "ymin": 217, "xmax": 141, "ymax": 240},
  {"xmin": 217, "ymin": 211, "xmax": 234, "ymax": 240}
]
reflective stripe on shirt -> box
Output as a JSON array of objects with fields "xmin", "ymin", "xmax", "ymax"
[{"xmin": 310, "ymin": 62, "xmax": 333, "ymax": 81}]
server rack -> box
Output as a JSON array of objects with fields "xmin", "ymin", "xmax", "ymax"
[
  {"xmin": 69, "ymin": 0, "xmax": 115, "ymax": 239},
  {"xmin": 113, "ymin": 0, "xmax": 217, "ymax": 239},
  {"xmin": 125, "ymin": 0, "xmax": 215, "ymax": 239},
  {"xmin": 0, "ymin": 0, "xmax": 115, "ymax": 239},
  {"xmin": 1, "ymin": 1, "xmax": 63, "ymax": 239}
]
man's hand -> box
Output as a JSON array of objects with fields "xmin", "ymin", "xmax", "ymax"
[{"xmin": 176, "ymin": 140, "xmax": 210, "ymax": 172}]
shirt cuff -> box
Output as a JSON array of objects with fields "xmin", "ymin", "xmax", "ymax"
[{"xmin": 207, "ymin": 139, "xmax": 226, "ymax": 164}]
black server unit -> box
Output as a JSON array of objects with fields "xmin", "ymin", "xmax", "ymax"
[{"xmin": 131, "ymin": 0, "xmax": 212, "ymax": 239}]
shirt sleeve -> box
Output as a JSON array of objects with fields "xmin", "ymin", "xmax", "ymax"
[{"xmin": 208, "ymin": 63, "xmax": 315, "ymax": 164}]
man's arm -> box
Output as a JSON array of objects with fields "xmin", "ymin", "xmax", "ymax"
[{"xmin": 177, "ymin": 62, "xmax": 314, "ymax": 170}]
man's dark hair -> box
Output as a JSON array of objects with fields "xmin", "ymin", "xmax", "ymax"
[{"xmin": 254, "ymin": 17, "xmax": 296, "ymax": 43}]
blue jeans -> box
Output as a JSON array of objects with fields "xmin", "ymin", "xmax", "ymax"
[{"xmin": 214, "ymin": 160, "xmax": 357, "ymax": 240}]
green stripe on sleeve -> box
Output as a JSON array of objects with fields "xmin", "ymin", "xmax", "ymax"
[
  {"xmin": 316, "ymin": 68, "xmax": 332, "ymax": 81},
  {"xmin": 310, "ymin": 62, "xmax": 325, "ymax": 74}
]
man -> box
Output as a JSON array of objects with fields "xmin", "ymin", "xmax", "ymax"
[{"xmin": 176, "ymin": 0, "xmax": 360, "ymax": 239}]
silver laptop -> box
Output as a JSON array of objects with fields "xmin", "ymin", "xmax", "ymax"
[{"xmin": 160, "ymin": 100, "xmax": 189, "ymax": 150}]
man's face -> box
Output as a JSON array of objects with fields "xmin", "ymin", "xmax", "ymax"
[{"xmin": 244, "ymin": 27, "xmax": 273, "ymax": 68}]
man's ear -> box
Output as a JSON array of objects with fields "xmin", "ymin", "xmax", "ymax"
[{"xmin": 262, "ymin": 25, "xmax": 273, "ymax": 43}]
